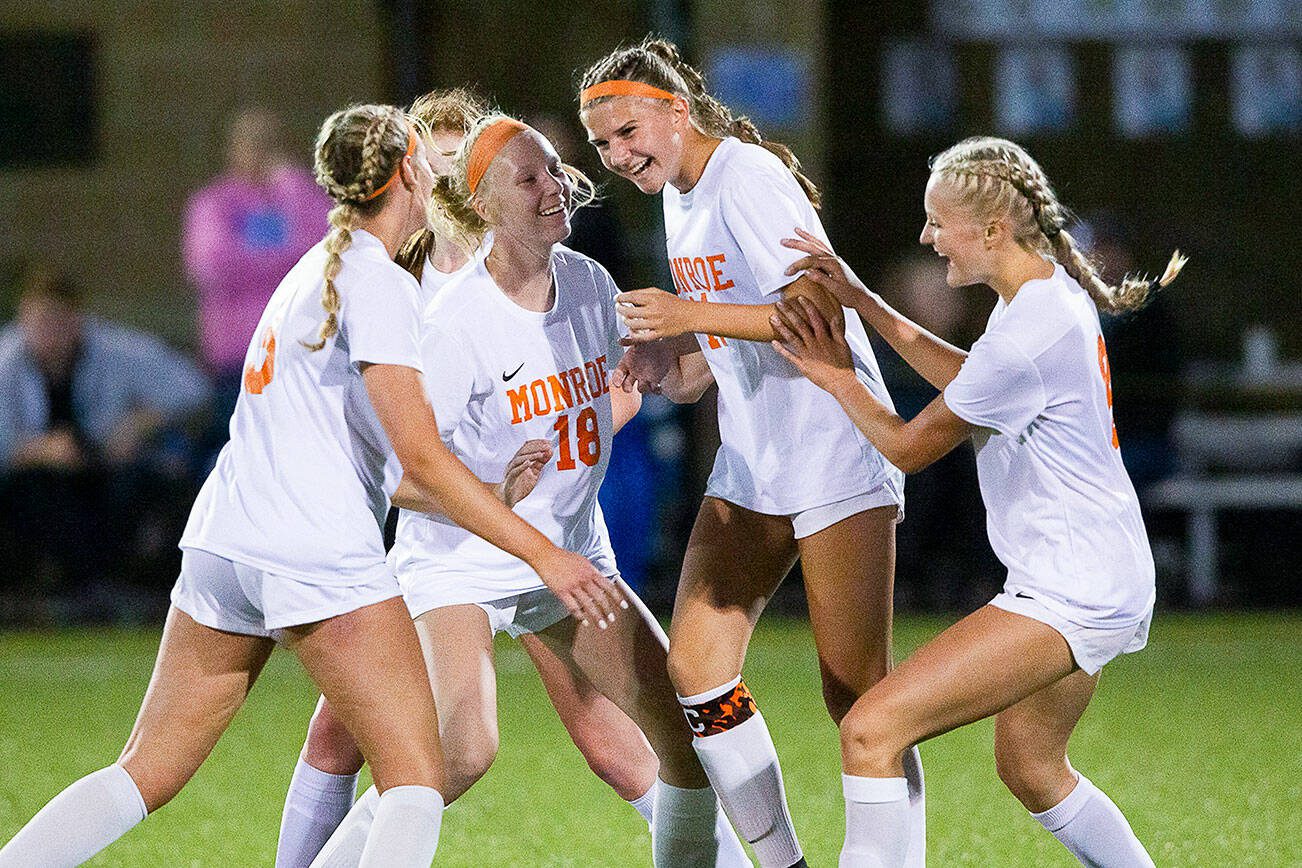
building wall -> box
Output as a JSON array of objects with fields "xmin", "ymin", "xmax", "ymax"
[{"xmin": 0, "ymin": 2, "xmax": 385, "ymax": 346}]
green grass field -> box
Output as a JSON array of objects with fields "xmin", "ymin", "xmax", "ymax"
[{"xmin": 1, "ymin": 613, "xmax": 1299, "ymax": 866}]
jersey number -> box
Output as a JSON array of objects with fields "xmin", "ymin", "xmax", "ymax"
[
  {"xmin": 1097, "ymin": 335, "xmax": 1119, "ymax": 449},
  {"xmin": 553, "ymin": 407, "xmax": 600, "ymax": 470},
  {"xmin": 243, "ymin": 330, "xmax": 277, "ymax": 394}
]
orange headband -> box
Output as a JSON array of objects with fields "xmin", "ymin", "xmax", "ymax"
[
  {"xmin": 362, "ymin": 124, "xmax": 418, "ymax": 202},
  {"xmin": 579, "ymin": 80, "xmax": 678, "ymax": 108},
  {"xmin": 466, "ymin": 119, "xmax": 530, "ymax": 194}
]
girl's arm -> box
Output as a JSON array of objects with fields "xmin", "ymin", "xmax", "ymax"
[
  {"xmin": 611, "ymin": 383, "xmax": 643, "ymax": 434},
  {"xmin": 781, "ymin": 230, "xmax": 967, "ymax": 389},
  {"xmin": 770, "ymin": 298, "xmax": 972, "ymax": 473},
  {"xmin": 363, "ymin": 363, "xmax": 623, "ymax": 625},
  {"xmin": 391, "ymin": 439, "xmax": 553, "ymax": 512},
  {"xmin": 661, "ymin": 348, "xmax": 715, "ymax": 404},
  {"xmin": 616, "ymin": 274, "xmax": 844, "ymax": 344}
]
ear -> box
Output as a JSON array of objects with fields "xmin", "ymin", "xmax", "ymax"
[
  {"xmin": 984, "ymin": 220, "xmax": 1003, "ymax": 249},
  {"xmin": 669, "ymin": 96, "xmax": 693, "ymax": 127},
  {"xmin": 471, "ymin": 191, "xmax": 492, "ymax": 224}
]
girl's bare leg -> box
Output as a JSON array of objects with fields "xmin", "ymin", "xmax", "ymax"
[
  {"xmin": 0, "ymin": 607, "xmax": 274, "ymax": 866},
  {"xmin": 519, "ymin": 631, "xmax": 659, "ymax": 802}
]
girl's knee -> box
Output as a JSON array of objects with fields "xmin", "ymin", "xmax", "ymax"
[
  {"xmin": 441, "ymin": 727, "xmax": 499, "ymax": 802},
  {"xmin": 303, "ymin": 705, "xmax": 365, "ymax": 775},
  {"xmin": 993, "ymin": 739, "xmax": 1071, "ymax": 808},
  {"xmin": 839, "ymin": 703, "xmax": 909, "ymax": 775}
]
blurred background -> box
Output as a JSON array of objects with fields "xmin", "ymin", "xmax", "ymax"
[{"xmin": 1, "ymin": 0, "xmax": 1298, "ymax": 626}]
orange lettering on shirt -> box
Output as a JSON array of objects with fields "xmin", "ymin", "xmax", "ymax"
[
  {"xmin": 547, "ymin": 374, "xmax": 574, "ymax": 411},
  {"xmin": 706, "ymin": 254, "xmax": 734, "ymax": 291},
  {"xmin": 1097, "ymin": 334, "xmax": 1119, "ymax": 449},
  {"xmin": 567, "ymin": 367, "xmax": 591, "ymax": 405},
  {"xmin": 243, "ymin": 330, "xmax": 276, "ymax": 394},
  {"xmin": 508, "ymin": 385, "xmax": 532, "ymax": 424}
]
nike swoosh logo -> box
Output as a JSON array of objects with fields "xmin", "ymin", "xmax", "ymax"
[
  {"xmin": 1014, "ymin": 592, "xmax": 1034, "ymax": 600},
  {"xmin": 502, "ymin": 362, "xmax": 525, "ymax": 382}
]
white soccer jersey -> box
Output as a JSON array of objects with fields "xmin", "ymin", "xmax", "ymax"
[
  {"xmin": 389, "ymin": 246, "xmax": 621, "ymax": 603},
  {"xmin": 943, "ymin": 264, "xmax": 1156, "ymax": 627},
  {"xmin": 182, "ymin": 229, "xmax": 424, "ymax": 586},
  {"xmin": 662, "ymin": 137, "xmax": 903, "ymax": 514}
]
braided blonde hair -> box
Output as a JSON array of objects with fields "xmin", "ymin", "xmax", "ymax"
[
  {"xmin": 307, "ymin": 104, "xmax": 425, "ymax": 350},
  {"xmin": 428, "ymin": 112, "xmax": 598, "ymax": 252},
  {"xmin": 579, "ymin": 37, "xmax": 821, "ymax": 208},
  {"xmin": 930, "ymin": 137, "xmax": 1185, "ymax": 314}
]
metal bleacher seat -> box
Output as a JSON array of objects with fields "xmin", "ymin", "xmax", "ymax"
[{"xmin": 1144, "ymin": 412, "xmax": 1302, "ymax": 605}]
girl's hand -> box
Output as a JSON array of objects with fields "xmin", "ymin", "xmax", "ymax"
[
  {"xmin": 770, "ymin": 296, "xmax": 858, "ymax": 395},
  {"xmin": 496, "ymin": 439, "xmax": 553, "ymax": 507},
  {"xmin": 616, "ymin": 288, "xmax": 692, "ymax": 343},
  {"xmin": 781, "ymin": 228, "xmax": 875, "ymax": 311},
  {"xmin": 611, "ymin": 341, "xmax": 672, "ymax": 394}
]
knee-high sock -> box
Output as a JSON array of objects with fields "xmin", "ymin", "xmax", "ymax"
[
  {"xmin": 357, "ymin": 785, "xmax": 444, "ymax": 868},
  {"xmin": 1032, "ymin": 773, "xmax": 1154, "ymax": 868},
  {"xmin": 275, "ymin": 758, "xmax": 359, "ymax": 868},
  {"xmin": 0, "ymin": 764, "xmax": 147, "ymax": 867},
  {"xmin": 840, "ymin": 774, "xmax": 910, "ymax": 868},
  {"xmin": 680, "ymin": 679, "xmax": 802, "ymax": 868},
  {"xmin": 653, "ymin": 780, "xmax": 752, "ymax": 868},
  {"xmin": 310, "ymin": 785, "xmax": 379, "ymax": 868},
  {"xmin": 630, "ymin": 781, "xmax": 751, "ymax": 867},
  {"xmin": 902, "ymin": 745, "xmax": 926, "ymax": 867}
]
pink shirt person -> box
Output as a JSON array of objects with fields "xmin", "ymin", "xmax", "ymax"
[{"xmin": 183, "ymin": 109, "xmax": 331, "ymax": 376}]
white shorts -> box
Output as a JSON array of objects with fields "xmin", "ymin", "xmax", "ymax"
[
  {"xmin": 789, "ymin": 481, "xmax": 904, "ymax": 539},
  {"xmin": 405, "ymin": 574, "xmax": 623, "ymax": 638},
  {"xmin": 989, "ymin": 590, "xmax": 1151, "ymax": 675},
  {"xmin": 172, "ymin": 548, "xmax": 402, "ymax": 637}
]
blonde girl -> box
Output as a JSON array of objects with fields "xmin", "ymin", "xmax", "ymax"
[
  {"xmin": 0, "ymin": 103, "xmax": 619, "ymax": 868},
  {"xmin": 275, "ymin": 90, "xmax": 706, "ymax": 867},
  {"xmin": 578, "ymin": 38, "xmax": 923, "ymax": 867},
  {"xmin": 310, "ymin": 111, "xmax": 747, "ymax": 867},
  {"xmin": 773, "ymin": 136, "xmax": 1179, "ymax": 865}
]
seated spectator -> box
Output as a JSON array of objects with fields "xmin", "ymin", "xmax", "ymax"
[
  {"xmin": 0, "ymin": 266, "xmax": 211, "ymax": 621},
  {"xmin": 183, "ymin": 107, "xmax": 330, "ymax": 448}
]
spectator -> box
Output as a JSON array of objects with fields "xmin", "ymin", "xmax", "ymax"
[
  {"xmin": 0, "ymin": 266, "xmax": 211, "ymax": 620},
  {"xmin": 183, "ymin": 107, "xmax": 330, "ymax": 441}
]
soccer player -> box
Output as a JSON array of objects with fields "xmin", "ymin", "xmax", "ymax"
[
  {"xmin": 577, "ymin": 38, "xmax": 924, "ymax": 868},
  {"xmin": 308, "ymin": 112, "xmax": 747, "ymax": 867},
  {"xmin": 0, "ymin": 103, "xmax": 620, "ymax": 868},
  {"xmin": 772, "ymin": 136, "xmax": 1178, "ymax": 866},
  {"xmin": 275, "ymin": 90, "xmax": 723, "ymax": 867}
]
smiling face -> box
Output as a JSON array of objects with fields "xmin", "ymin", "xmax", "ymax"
[
  {"xmin": 581, "ymin": 95, "xmax": 688, "ymax": 194},
  {"xmin": 920, "ymin": 173, "xmax": 996, "ymax": 288},
  {"xmin": 476, "ymin": 129, "xmax": 573, "ymax": 247}
]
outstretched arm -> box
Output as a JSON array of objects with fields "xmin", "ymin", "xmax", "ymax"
[
  {"xmin": 364, "ymin": 363, "xmax": 624, "ymax": 626},
  {"xmin": 616, "ymin": 274, "xmax": 845, "ymax": 344},
  {"xmin": 782, "ymin": 229, "xmax": 967, "ymax": 390},
  {"xmin": 770, "ymin": 297, "xmax": 972, "ymax": 473}
]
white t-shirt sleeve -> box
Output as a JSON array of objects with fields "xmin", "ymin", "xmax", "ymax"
[
  {"xmin": 594, "ymin": 261, "xmax": 627, "ymax": 362},
  {"xmin": 717, "ymin": 164, "xmax": 821, "ymax": 298},
  {"xmin": 943, "ymin": 332, "xmax": 1047, "ymax": 438},
  {"xmin": 419, "ymin": 322, "xmax": 476, "ymax": 439},
  {"xmin": 343, "ymin": 270, "xmax": 424, "ymax": 370}
]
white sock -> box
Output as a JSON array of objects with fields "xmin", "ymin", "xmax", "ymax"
[
  {"xmin": 310, "ymin": 785, "xmax": 379, "ymax": 868},
  {"xmin": 1032, "ymin": 773, "xmax": 1154, "ymax": 867},
  {"xmin": 275, "ymin": 758, "xmax": 360, "ymax": 868},
  {"xmin": 357, "ymin": 785, "xmax": 444, "ymax": 868},
  {"xmin": 629, "ymin": 783, "xmax": 657, "ymax": 825},
  {"xmin": 902, "ymin": 745, "xmax": 926, "ymax": 868},
  {"xmin": 0, "ymin": 764, "xmax": 147, "ymax": 867},
  {"xmin": 680, "ymin": 679, "xmax": 802, "ymax": 868},
  {"xmin": 840, "ymin": 774, "xmax": 910, "ymax": 868}
]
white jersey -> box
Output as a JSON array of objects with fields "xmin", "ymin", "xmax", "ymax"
[
  {"xmin": 182, "ymin": 229, "xmax": 423, "ymax": 586},
  {"xmin": 389, "ymin": 246, "xmax": 621, "ymax": 603},
  {"xmin": 943, "ymin": 264, "xmax": 1155, "ymax": 627},
  {"xmin": 662, "ymin": 137, "xmax": 903, "ymax": 514}
]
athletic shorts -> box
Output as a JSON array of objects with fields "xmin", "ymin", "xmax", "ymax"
[
  {"xmin": 171, "ymin": 548, "xmax": 402, "ymax": 637},
  {"xmin": 788, "ymin": 480, "xmax": 904, "ymax": 539},
  {"xmin": 989, "ymin": 590, "xmax": 1151, "ymax": 676},
  {"xmin": 405, "ymin": 574, "xmax": 622, "ymax": 638}
]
